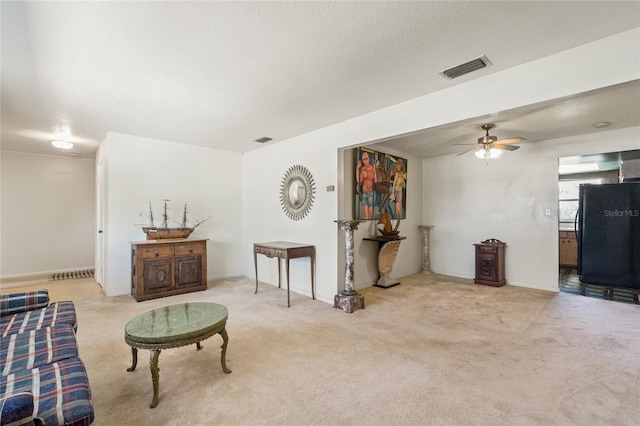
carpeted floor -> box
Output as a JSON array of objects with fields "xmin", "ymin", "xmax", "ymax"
[
  {"xmin": 3, "ymin": 273, "xmax": 640, "ymax": 425},
  {"xmin": 559, "ymin": 267, "xmax": 640, "ymax": 304}
]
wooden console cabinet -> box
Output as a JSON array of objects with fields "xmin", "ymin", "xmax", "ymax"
[
  {"xmin": 131, "ymin": 239, "xmax": 208, "ymax": 301},
  {"xmin": 474, "ymin": 239, "xmax": 506, "ymax": 287}
]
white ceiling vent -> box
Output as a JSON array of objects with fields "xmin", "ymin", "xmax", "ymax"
[
  {"xmin": 254, "ymin": 137, "xmax": 273, "ymax": 143},
  {"xmin": 440, "ymin": 55, "xmax": 492, "ymax": 80}
]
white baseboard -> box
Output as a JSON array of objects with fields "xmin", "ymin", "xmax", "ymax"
[{"xmin": 1, "ymin": 267, "xmax": 95, "ymax": 289}]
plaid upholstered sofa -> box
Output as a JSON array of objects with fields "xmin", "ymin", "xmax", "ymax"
[{"xmin": 0, "ymin": 290, "xmax": 94, "ymax": 425}]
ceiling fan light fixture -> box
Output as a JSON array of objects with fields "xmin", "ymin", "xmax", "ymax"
[
  {"xmin": 456, "ymin": 123, "xmax": 521, "ymax": 159},
  {"xmin": 51, "ymin": 140, "xmax": 73, "ymax": 150},
  {"xmin": 475, "ymin": 146, "xmax": 502, "ymax": 160},
  {"xmin": 474, "ymin": 149, "xmax": 488, "ymax": 159}
]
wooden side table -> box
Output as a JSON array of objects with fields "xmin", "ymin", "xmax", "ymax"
[
  {"xmin": 474, "ymin": 239, "xmax": 506, "ymax": 287},
  {"xmin": 253, "ymin": 241, "xmax": 315, "ymax": 307}
]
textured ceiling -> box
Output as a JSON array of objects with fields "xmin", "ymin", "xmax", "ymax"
[{"xmin": 1, "ymin": 1, "xmax": 639, "ymax": 159}]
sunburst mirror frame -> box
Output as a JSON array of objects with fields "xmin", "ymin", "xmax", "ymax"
[{"xmin": 280, "ymin": 165, "xmax": 315, "ymax": 221}]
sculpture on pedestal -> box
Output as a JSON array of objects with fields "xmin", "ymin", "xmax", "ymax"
[
  {"xmin": 334, "ymin": 220, "xmax": 365, "ymax": 313},
  {"xmin": 376, "ymin": 211, "xmax": 400, "ymax": 237}
]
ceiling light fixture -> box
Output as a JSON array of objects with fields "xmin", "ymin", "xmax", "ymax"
[
  {"xmin": 475, "ymin": 146, "xmax": 502, "ymax": 160},
  {"xmin": 593, "ymin": 121, "xmax": 610, "ymax": 129},
  {"xmin": 51, "ymin": 140, "xmax": 74, "ymax": 150}
]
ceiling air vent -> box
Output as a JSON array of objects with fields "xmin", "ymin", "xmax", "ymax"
[
  {"xmin": 254, "ymin": 137, "xmax": 273, "ymax": 143},
  {"xmin": 440, "ymin": 55, "xmax": 492, "ymax": 80},
  {"xmin": 620, "ymin": 158, "xmax": 640, "ymax": 182}
]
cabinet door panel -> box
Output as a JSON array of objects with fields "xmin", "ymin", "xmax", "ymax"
[
  {"xmin": 566, "ymin": 237, "xmax": 578, "ymax": 267},
  {"xmin": 476, "ymin": 253, "xmax": 497, "ymax": 281},
  {"xmin": 175, "ymin": 255, "xmax": 203, "ymax": 288},
  {"xmin": 559, "ymin": 233, "xmax": 578, "ymax": 267},
  {"xmin": 143, "ymin": 258, "xmax": 174, "ymax": 294}
]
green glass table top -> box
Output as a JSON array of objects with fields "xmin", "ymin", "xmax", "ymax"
[{"xmin": 125, "ymin": 302, "xmax": 228, "ymax": 344}]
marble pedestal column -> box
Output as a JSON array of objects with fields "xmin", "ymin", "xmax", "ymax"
[
  {"xmin": 419, "ymin": 225, "xmax": 434, "ymax": 274},
  {"xmin": 334, "ymin": 220, "xmax": 365, "ymax": 314}
]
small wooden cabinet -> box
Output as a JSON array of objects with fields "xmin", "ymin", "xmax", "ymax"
[
  {"xmin": 474, "ymin": 239, "xmax": 506, "ymax": 287},
  {"xmin": 131, "ymin": 239, "xmax": 208, "ymax": 301},
  {"xmin": 559, "ymin": 231, "xmax": 578, "ymax": 267}
]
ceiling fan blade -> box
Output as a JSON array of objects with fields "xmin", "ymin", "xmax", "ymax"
[
  {"xmin": 495, "ymin": 137, "xmax": 525, "ymax": 144},
  {"xmin": 494, "ymin": 143, "xmax": 520, "ymax": 151}
]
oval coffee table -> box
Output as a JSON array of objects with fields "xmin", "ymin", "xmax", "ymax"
[{"xmin": 124, "ymin": 302, "xmax": 232, "ymax": 408}]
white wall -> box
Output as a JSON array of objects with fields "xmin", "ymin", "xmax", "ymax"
[
  {"xmin": 423, "ymin": 127, "xmax": 640, "ymax": 291},
  {"xmin": 242, "ymin": 143, "xmax": 423, "ymax": 305},
  {"xmin": 99, "ymin": 132, "xmax": 243, "ymax": 297},
  {"xmin": 242, "ymin": 141, "xmax": 340, "ymax": 303},
  {"xmin": 241, "ymin": 28, "xmax": 639, "ymax": 302},
  {"xmin": 0, "ymin": 151, "xmax": 95, "ymax": 278}
]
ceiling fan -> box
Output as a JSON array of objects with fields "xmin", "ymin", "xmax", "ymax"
[{"xmin": 456, "ymin": 124, "xmax": 525, "ymax": 159}]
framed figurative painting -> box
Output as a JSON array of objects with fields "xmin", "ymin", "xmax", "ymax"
[{"xmin": 354, "ymin": 147, "xmax": 407, "ymax": 220}]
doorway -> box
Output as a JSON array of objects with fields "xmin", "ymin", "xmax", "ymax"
[{"xmin": 557, "ymin": 149, "xmax": 640, "ymax": 304}]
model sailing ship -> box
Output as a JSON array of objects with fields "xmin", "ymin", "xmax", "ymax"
[{"xmin": 141, "ymin": 200, "xmax": 209, "ymax": 240}]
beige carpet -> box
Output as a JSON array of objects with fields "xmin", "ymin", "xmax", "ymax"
[{"xmin": 3, "ymin": 273, "xmax": 639, "ymax": 425}]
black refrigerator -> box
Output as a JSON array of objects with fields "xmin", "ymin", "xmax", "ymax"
[{"xmin": 577, "ymin": 183, "xmax": 640, "ymax": 289}]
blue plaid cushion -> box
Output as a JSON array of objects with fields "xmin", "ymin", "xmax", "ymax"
[
  {"xmin": 1, "ymin": 325, "xmax": 78, "ymax": 376},
  {"xmin": 1, "ymin": 301, "xmax": 77, "ymax": 337},
  {"xmin": 0, "ymin": 358, "xmax": 94, "ymax": 426},
  {"xmin": 0, "ymin": 391, "xmax": 39, "ymax": 426},
  {"xmin": 0, "ymin": 291, "xmax": 49, "ymax": 317}
]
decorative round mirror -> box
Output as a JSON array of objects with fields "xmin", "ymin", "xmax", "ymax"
[{"xmin": 280, "ymin": 165, "xmax": 315, "ymax": 221}]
